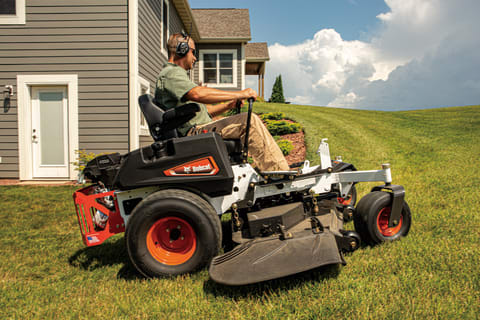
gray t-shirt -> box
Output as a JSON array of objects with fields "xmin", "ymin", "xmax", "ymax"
[{"xmin": 155, "ymin": 63, "xmax": 211, "ymax": 136}]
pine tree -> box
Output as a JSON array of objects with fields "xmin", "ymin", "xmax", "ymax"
[{"xmin": 270, "ymin": 75, "xmax": 285, "ymax": 103}]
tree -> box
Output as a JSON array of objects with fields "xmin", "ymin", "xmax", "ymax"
[{"xmin": 270, "ymin": 75, "xmax": 285, "ymax": 103}]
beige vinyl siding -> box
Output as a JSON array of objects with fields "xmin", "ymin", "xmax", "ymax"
[
  {"xmin": 169, "ymin": 2, "xmax": 184, "ymax": 38},
  {"xmin": 138, "ymin": 0, "xmax": 184, "ymax": 145},
  {"xmin": 194, "ymin": 43, "xmax": 242, "ymax": 91},
  {"xmin": 138, "ymin": 0, "xmax": 168, "ymax": 93},
  {"xmin": 0, "ymin": 0, "xmax": 128, "ymax": 178},
  {"xmin": 138, "ymin": 0, "xmax": 185, "ymax": 93}
]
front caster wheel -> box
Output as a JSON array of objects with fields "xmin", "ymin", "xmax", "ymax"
[
  {"xmin": 341, "ymin": 230, "xmax": 361, "ymax": 252},
  {"xmin": 354, "ymin": 191, "xmax": 411, "ymax": 245},
  {"xmin": 337, "ymin": 184, "xmax": 357, "ymax": 207},
  {"xmin": 125, "ymin": 189, "xmax": 222, "ymax": 278}
]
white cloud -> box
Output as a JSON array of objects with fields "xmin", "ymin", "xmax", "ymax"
[{"xmin": 265, "ymin": 0, "xmax": 480, "ymax": 110}]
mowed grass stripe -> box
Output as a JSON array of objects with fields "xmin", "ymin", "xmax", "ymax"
[
  {"xmin": 1, "ymin": 104, "xmax": 479, "ymax": 319},
  {"xmin": 256, "ymin": 103, "xmax": 395, "ymax": 167}
]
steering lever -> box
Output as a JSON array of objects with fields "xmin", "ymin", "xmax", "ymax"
[
  {"xmin": 234, "ymin": 99, "xmax": 242, "ymax": 114},
  {"xmin": 242, "ymin": 98, "xmax": 255, "ymax": 162}
]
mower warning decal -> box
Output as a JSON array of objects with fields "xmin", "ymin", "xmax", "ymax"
[
  {"xmin": 87, "ymin": 235, "xmax": 100, "ymax": 244},
  {"xmin": 164, "ymin": 156, "xmax": 220, "ymax": 176}
]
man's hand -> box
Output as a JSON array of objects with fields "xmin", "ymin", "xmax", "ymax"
[
  {"xmin": 240, "ymin": 88, "xmax": 257, "ymax": 101},
  {"xmin": 227, "ymin": 99, "xmax": 243, "ymax": 111}
]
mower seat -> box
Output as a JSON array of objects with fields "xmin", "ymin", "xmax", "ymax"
[
  {"xmin": 139, "ymin": 94, "xmax": 244, "ymax": 162},
  {"xmin": 138, "ymin": 94, "xmax": 199, "ymax": 142}
]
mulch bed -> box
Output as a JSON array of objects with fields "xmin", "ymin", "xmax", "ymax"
[
  {"xmin": 261, "ymin": 118, "xmax": 306, "ymax": 166},
  {"xmin": 282, "ymin": 131, "xmax": 306, "ymax": 165}
]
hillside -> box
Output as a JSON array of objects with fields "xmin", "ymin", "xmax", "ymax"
[{"xmin": 0, "ymin": 104, "xmax": 479, "ymax": 319}]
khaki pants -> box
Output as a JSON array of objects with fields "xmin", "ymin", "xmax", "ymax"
[{"xmin": 188, "ymin": 113, "xmax": 290, "ymax": 172}]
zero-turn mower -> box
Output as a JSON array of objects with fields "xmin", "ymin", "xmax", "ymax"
[{"xmin": 73, "ymin": 95, "xmax": 411, "ymax": 285}]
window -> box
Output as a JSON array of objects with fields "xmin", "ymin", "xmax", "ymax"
[
  {"xmin": 0, "ymin": 0, "xmax": 25, "ymax": 24},
  {"xmin": 138, "ymin": 76, "xmax": 150, "ymax": 136},
  {"xmin": 162, "ymin": 0, "xmax": 169, "ymax": 56},
  {"xmin": 199, "ymin": 50, "xmax": 237, "ymax": 87}
]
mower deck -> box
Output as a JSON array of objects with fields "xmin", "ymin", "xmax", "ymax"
[{"xmin": 209, "ymin": 219, "xmax": 344, "ymax": 285}]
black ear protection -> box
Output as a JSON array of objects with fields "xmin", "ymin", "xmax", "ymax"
[{"xmin": 175, "ymin": 31, "xmax": 190, "ymax": 57}]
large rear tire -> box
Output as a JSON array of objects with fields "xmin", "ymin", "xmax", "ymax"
[
  {"xmin": 354, "ymin": 191, "xmax": 411, "ymax": 245},
  {"xmin": 125, "ymin": 189, "xmax": 222, "ymax": 278}
]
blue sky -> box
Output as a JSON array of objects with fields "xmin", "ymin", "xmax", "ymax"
[
  {"xmin": 190, "ymin": 0, "xmax": 480, "ymax": 110},
  {"xmin": 190, "ymin": 0, "xmax": 390, "ymax": 44}
]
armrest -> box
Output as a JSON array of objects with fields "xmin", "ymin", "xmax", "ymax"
[
  {"xmin": 161, "ymin": 103, "xmax": 200, "ymax": 133},
  {"xmin": 163, "ymin": 103, "xmax": 200, "ymax": 121}
]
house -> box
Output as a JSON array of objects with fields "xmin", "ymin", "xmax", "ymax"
[{"xmin": 0, "ymin": 0, "xmax": 269, "ymax": 181}]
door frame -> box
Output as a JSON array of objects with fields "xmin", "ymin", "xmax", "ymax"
[{"xmin": 17, "ymin": 75, "xmax": 78, "ymax": 180}]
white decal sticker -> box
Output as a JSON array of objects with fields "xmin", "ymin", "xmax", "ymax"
[{"xmin": 291, "ymin": 178, "xmax": 316, "ymax": 189}]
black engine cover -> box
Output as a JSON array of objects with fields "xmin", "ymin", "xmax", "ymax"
[
  {"xmin": 83, "ymin": 153, "xmax": 122, "ymax": 189},
  {"xmin": 113, "ymin": 133, "xmax": 234, "ymax": 197}
]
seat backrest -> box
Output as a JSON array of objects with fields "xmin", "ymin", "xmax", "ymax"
[{"xmin": 138, "ymin": 94, "xmax": 199, "ymax": 141}]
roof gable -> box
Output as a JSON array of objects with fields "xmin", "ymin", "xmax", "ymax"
[{"xmin": 192, "ymin": 9, "xmax": 251, "ymax": 41}]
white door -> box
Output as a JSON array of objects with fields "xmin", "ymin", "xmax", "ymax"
[{"xmin": 31, "ymin": 86, "xmax": 69, "ymax": 178}]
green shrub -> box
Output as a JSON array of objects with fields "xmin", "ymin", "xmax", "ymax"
[
  {"xmin": 224, "ymin": 108, "xmax": 238, "ymax": 117},
  {"xmin": 72, "ymin": 150, "xmax": 107, "ymax": 172},
  {"xmin": 276, "ymin": 139, "xmax": 294, "ymax": 155},
  {"xmin": 270, "ymin": 75, "xmax": 285, "ymax": 103},
  {"xmin": 260, "ymin": 112, "xmax": 286, "ymax": 121},
  {"xmin": 265, "ymin": 119, "xmax": 302, "ymax": 136}
]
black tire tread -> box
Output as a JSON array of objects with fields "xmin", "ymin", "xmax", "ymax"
[
  {"xmin": 353, "ymin": 191, "xmax": 377, "ymax": 244},
  {"xmin": 125, "ymin": 189, "xmax": 222, "ymax": 278},
  {"xmin": 354, "ymin": 191, "xmax": 411, "ymax": 246}
]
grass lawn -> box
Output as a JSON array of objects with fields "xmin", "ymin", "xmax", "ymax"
[{"xmin": 1, "ymin": 103, "xmax": 479, "ymax": 319}]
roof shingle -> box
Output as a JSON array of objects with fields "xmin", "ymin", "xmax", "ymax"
[
  {"xmin": 191, "ymin": 9, "xmax": 251, "ymax": 40},
  {"xmin": 245, "ymin": 42, "xmax": 270, "ymax": 61}
]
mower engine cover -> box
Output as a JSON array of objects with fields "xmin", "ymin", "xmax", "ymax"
[
  {"xmin": 83, "ymin": 153, "xmax": 122, "ymax": 189},
  {"xmin": 113, "ymin": 132, "xmax": 235, "ymax": 197}
]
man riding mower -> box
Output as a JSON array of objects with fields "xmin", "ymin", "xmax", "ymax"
[{"xmin": 73, "ymin": 94, "xmax": 412, "ymax": 285}]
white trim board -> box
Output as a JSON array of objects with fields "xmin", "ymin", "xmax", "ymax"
[
  {"xmin": 161, "ymin": 0, "xmax": 170, "ymax": 58},
  {"xmin": 241, "ymin": 43, "xmax": 246, "ymax": 90},
  {"xmin": 17, "ymin": 74, "xmax": 79, "ymax": 180},
  {"xmin": 128, "ymin": 0, "xmax": 140, "ymax": 151},
  {"xmin": 138, "ymin": 75, "xmax": 151, "ymax": 137}
]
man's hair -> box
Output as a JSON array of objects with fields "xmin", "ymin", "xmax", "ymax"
[{"xmin": 167, "ymin": 33, "xmax": 190, "ymax": 58}]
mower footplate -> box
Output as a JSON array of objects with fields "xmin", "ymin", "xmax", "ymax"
[{"xmin": 209, "ymin": 222, "xmax": 344, "ymax": 285}]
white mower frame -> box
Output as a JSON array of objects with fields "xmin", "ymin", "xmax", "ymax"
[{"xmin": 115, "ymin": 138, "xmax": 394, "ymax": 226}]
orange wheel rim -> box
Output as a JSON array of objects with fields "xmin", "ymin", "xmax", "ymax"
[
  {"xmin": 146, "ymin": 217, "xmax": 196, "ymax": 265},
  {"xmin": 376, "ymin": 207, "xmax": 403, "ymax": 237}
]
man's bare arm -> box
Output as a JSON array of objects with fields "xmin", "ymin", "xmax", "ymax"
[{"xmin": 185, "ymin": 86, "xmax": 257, "ymax": 104}]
